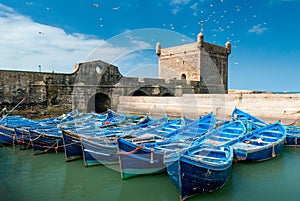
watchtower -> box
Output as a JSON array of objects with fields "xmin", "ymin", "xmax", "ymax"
[{"xmin": 156, "ymin": 33, "xmax": 231, "ymax": 93}]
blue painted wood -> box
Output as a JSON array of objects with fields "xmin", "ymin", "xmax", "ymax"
[
  {"xmin": 232, "ymin": 122, "xmax": 286, "ymax": 162},
  {"xmin": 231, "ymin": 107, "xmax": 267, "ymax": 131},
  {"xmin": 117, "ymin": 113, "xmax": 217, "ymax": 179},
  {"xmin": 81, "ymin": 116, "xmax": 168, "ymax": 167},
  {"xmin": 284, "ymin": 126, "xmax": 300, "ymax": 147},
  {"xmin": 166, "ymin": 144, "xmax": 233, "ymax": 200}
]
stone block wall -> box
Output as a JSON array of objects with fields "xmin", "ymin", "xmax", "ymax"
[
  {"xmin": 157, "ymin": 37, "xmax": 230, "ymax": 94},
  {"xmin": 158, "ymin": 43, "xmax": 200, "ymax": 81},
  {"xmin": 0, "ymin": 70, "xmax": 74, "ymax": 109},
  {"xmin": 117, "ymin": 93, "xmax": 300, "ymax": 125}
]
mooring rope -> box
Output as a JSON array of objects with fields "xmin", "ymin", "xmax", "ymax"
[
  {"xmin": 29, "ymin": 133, "xmax": 44, "ymax": 141},
  {"xmin": 117, "ymin": 145, "xmax": 143, "ymax": 155}
]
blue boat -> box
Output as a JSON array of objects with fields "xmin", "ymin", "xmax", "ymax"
[
  {"xmin": 61, "ymin": 111, "xmax": 150, "ymax": 162},
  {"xmin": 0, "ymin": 125, "xmax": 16, "ymax": 145},
  {"xmin": 28, "ymin": 112, "xmax": 107, "ymax": 154},
  {"xmin": 231, "ymin": 107, "xmax": 267, "ymax": 131},
  {"xmin": 285, "ymin": 126, "xmax": 300, "ymax": 147},
  {"xmin": 163, "ymin": 113, "xmax": 217, "ymax": 142},
  {"xmin": 0, "ymin": 110, "xmax": 80, "ymax": 148},
  {"xmin": 80, "ymin": 115, "xmax": 168, "ymax": 167},
  {"xmin": 192, "ymin": 120, "xmax": 247, "ymax": 147},
  {"xmin": 29, "ymin": 128, "xmax": 64, "ymax": 155},
  {"xmin": 231, "ymin": 122, "xmax": 286, "ymax": 162},
  {"xmin": 165, "ymin": 143, "xmax": 233, "ymax": 201},
  {"xmin": 0, "ymin": 116, "xmax": 42, "ymax": 146},
  {"xmin": 231, "ymin": 107, "xmax": 298, "ymax": 148},
  {"xmin": 117, "ymin": 114, "xmax": 216, "ymax": 179}
]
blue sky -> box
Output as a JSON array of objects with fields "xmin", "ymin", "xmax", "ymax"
[{"xmin": 0, "ymin": 0, "xmax": 299, "ymax": 92}]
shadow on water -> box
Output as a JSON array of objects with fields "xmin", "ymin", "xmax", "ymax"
[{"xmin": 1, "ymin": 146, "xmax": 300, "ymax": 201}]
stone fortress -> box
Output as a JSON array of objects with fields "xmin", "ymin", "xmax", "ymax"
[{"xmin": 0, "ymin": 33, "xmax": 231, "ymax": 114}]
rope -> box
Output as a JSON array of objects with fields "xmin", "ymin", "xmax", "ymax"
[
  {"xmin": 117, "ymin": 145, "xmax": 143, "ymax": 155},
  {"xmin": 33, "ymin": 139, "xmax": 61, "ymax": 155},
  {"xmin": 29, "ymin": 133, "xmax": 44, "ymax": 141}
]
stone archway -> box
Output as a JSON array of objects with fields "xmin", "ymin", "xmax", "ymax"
[
  {"xmin": 87, "ymin": 93, "xmax": 111, "ymax": 113},
  {"xmin": 131, "ymin": 90, "xmax": 147, "ymax": 96},
  {"xmin": 129, "ymin": 85, "xmax": 174, "ymax": 97}
]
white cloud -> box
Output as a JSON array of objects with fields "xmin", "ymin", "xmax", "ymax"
[
  {"xmin": 0, "ymin": 4, "xmax": 104, "ymax": 73},
  {"xmin": 170, "ymin": 0, "xmax": 191, "ymax": 5},
  {"xmin": 248, "ymin": 24, "xmax": 268, "ymax": 35},
  {"xmin": 169, "ymin": 0, "xmax": 192, "ymax": 15},
  {"xmin": 0, "ymin": 4, "xmax": 153, "ymax": 73},
  {"xmin": 190, "ymin": 2, "xmax": 199, "ymax": 10}
]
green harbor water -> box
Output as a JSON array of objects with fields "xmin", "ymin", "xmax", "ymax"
[{"xmin": 1, "ymin": 146, "xmax": 300, "ymax": 201}]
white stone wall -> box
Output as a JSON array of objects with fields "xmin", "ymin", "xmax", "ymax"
[{"xmin": 117, "ymin": 93, "xmax": 300, "ymax": 125}]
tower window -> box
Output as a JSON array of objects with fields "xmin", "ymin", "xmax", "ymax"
[{"xmin": 181, "ymin": 74, "xmax": 186, "ymax": 80}]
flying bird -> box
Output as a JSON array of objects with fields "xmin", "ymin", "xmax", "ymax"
[{"xmin": 113, "ymin": 6, "xmax": 120, "ymax": 11}]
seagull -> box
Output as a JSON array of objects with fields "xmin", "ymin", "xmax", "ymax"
[
  {"xmin": 92, "ymin": 3, "xmax": 99, "ymax": 7},
  {"xmin": 113, "ymin": 6, "xmax": 120, "ymax": 11}
]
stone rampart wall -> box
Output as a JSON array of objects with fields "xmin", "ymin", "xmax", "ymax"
[{"xmin": 117, "ymin": 93, "xmax": 300, "ymax": 125}]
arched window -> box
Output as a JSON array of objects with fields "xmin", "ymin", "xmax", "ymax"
[{"xmin": 181, "ymin": 73, "xmax": 186, "ymax": 80}]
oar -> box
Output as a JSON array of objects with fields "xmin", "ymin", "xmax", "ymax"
[{"xmin": 1, "ymin": 97, "xmax": 26, "ymax": 120}]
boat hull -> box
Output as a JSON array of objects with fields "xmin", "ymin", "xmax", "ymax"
[
  {"xmin": 0, "ymin": 132, "xmax": 14, "ymax": 145},
  {"xmin": 14, "ymin": 128, "xmax": 32, "ymax": 149},
  {"xmin": 285, "ymin": 126, "xmax": 300, "ymax": 147},
  {"xmin": 0, "ymin": 126, "xmax": 16, "ymax": 145},
  {"xmin": 234, "ymin": 140, "xmax": 285, "ymax": 162},
  {"xmin": 165, "ymin": 145, "xmax": 233, "ymax": 201},
  {"xmin": 285, "ymin": 135, "xmax": 300, "ymax": 147},
  {"xmin": 232, "ymin": 122, "xmax": 286, "ymax": 162},
  {"xmin": 29, "ymin": 130, "xmax": 64, "ymax": 155},
  {"xmin": 62, "ymin": 130, "xmax": 83, "ymax": 161},
  {"xmin": 179, "ymin": 158, "xmax": 232, "ymax": 200},
  {"xmin": 118, "ymin": 138, "xmax": 166, "ymax": 179},
  {"xmin": 81, "ymin": 137, "xmax": 119, "ymax": 166}
]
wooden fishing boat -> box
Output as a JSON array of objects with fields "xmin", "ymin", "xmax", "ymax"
[
  {"xmin": 0, "ymin": 110, "xmax": 80, "ymax": 148},
  {"xmin": 117, "ymin": 114, "xmax": 216, "ymax": 179},
  {"xmin": 165, "ymin": 143, "xmax": 233, "ymax": 201},
  {"xmin": 0, "ymin": 116, "xmax": 41, "ymax": 146},
  {"xmin": 231, "ymin": 122, "xmax": 286, "ymax": 162},
  {"xmin": 231, "ymin": 107, "xmax": 267, "ymax": 131},
  {"xmin": 285, "ymin": 126, "xmax": 300, "ymax": 147},
  {"xmin": 80, "ymin": 116, "xmax": 168, "ymax": 167},
  {"xmin": 24, "ymin": 111, "xmax": 105, "ymax": 154},
  {"xmin": 29, "ymin": 128, "xmax": 65, "ymax": 154},
  {"xmin": 192, "ymin": 120, "xmax": 246, "ymax": 147},
  {"xmin": 0, "ymin": 128, "xmax": 16, "ymax": 145},
  {"xmin": 164, "ymin": 113, "xmax": 217, "ymax": 142},
  {"xmin": 231, "ymin": 107, "xmax": 299, "ymax": 148},
  {"xmin": 61, "ymin": 112, "xmax": 150, "ymax": 162}
]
